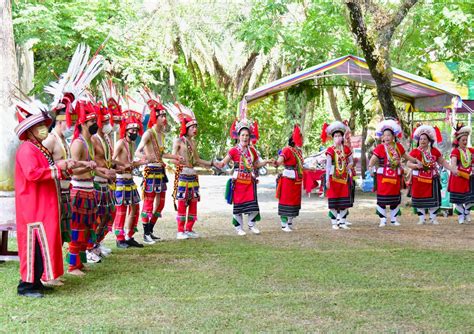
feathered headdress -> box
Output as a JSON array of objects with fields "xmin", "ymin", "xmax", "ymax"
[
  {"xmin": 95, "ymin": 102, "xmax": 110, "ymax": 129},
  {"xmin": 413, "ymin": 124, "xmax": 442, "ymax": 143},
  {"xmin": 120, "ymin": 95, "xmax": 145, "ymax": 139},
  {"xmin": 73, "ymin": 99, "xmax": 97, "ymax": 139},
  {"xmin": 101, "ymin": 79, "xmax": 123, "ymax": 125},
  {"xmin": 321, "ymin": 121, "xmax": 348, "ymax": 143},
  {"xmin": 453, "ymin": 122, "xmax": 471, "ymax": 143},
  {"xmin": 140, "ymin": 88, "xmax": 166, "ymax": 128},
  {"xmin": 44, "ymin": 43, "xmax": 104, "ymax": 127},
  {"xmin": 164, "ymin": 102, "xmax": 197, "ymax": 137},
  {"xmin": 13, "ymin": 96, "xmax": 52, "ymax": 140},
  {"xmin": 120, "ymin": 110, "xmax": 144, "ymax": 139},
  {"xmin": 230, "ymin": 118, "xmax": 259, "ymax": 144},
  {"xmin": 375, "ymin": 118, "xmax": 402, "ymax": 139}
]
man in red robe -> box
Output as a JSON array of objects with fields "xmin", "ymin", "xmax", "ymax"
[{"xmin": 14, "ymin": 99, "xmax": 76, "ymax": 298}]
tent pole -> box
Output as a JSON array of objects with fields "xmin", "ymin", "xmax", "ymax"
[
  {"xmin": 410, "ymin": 106, "xmax": 414, "ymax": 149},
  {"xmin": 468, "ymin": 112, "xmax": 472, "ymax": 145}
]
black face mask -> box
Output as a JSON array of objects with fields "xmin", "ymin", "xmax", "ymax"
[
  {"xmin": 88, "ymin": 123, "xmax": 99, "ymax": 135},
  {"xmin": 128, "ymin": 133, "xmax": 138, "ymax": 141}
]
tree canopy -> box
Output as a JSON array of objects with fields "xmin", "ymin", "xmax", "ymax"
[{"xmin": 11, "ymin": 0, "xmax": 473, "ymax": 159}]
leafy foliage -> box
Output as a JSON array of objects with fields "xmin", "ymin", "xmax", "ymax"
[{"xmin": 11, "ymin": 0, "xmax": 473, "ymax": 158}]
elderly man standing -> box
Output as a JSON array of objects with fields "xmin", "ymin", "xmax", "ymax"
[{"xmin": 14, "ymin": 98, "xmax": 77, "ymax": 298}]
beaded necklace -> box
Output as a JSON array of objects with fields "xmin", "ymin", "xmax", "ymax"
[
  {"xmin": 459, "ymin": 147, "xmax": 472, "ymax": 169},
  {"xmin": 27, "ymin": 139, "xmax": 54, "ymax": 166},
  {"xmin": 183, "ymin": 136, "xmax": 195, "ymax": 166},
  {"xmin": 96, "ymin": 134, "xmax": 111, "ymax": 168},
  {"xmin": 79, "ymin": 134, "xmax": 95, "ymax": 161},
  {"xmin": 419, "ymin": 146, "xmax": 435, "ymax": 171},
  {"xmin": 384, "ymin": 142, "xmax": 401, "ymax": 169},
  {"xmin": 289, "ymin": 146, "xmax": 303, "ymax": 177},
  {"xmin": 151, "ymin": 127, "xmax": 165, "ymax": 161},
  {"xmin": 238, "ymin": 144, "xmax": 254, "ymax": 172},
  {"xmin": 123, "ymin": 139, "xmax": 134, "ymax": 164},
  {"xmin": 334, "ymin": 145, "xmax": 347, "ymax": 175},
  {"xmin": 53, "ymin": 130, "xmax": 69, "ymax": 159}
]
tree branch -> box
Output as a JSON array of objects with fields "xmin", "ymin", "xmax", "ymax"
[{"xmin": 381, "ymin": 0, "xmax": 418, "ymax": 44}]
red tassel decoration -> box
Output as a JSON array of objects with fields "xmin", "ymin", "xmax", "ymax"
[
  {"xmin": 180, "ymin": 119, "xmax": 187, "ymax": 137},
  {"xmin": 120, "ymin": 121, "xmax": 126, "ymax": 139},
  {"xmin": 292, "ymin": 124, "xmax": 303, "ymax": 147},
  {"xmin": 147, "ymin": 109, "xmax": 156, "ymax": 129},
  {"xmin": 434, "ymin": 126, "xmax": 442, "ymax": 143},
  {"xmin": 253, "ymin": 121, "xmax": 259, "ymax": 141},
  {"xmin": 321, "ymin": 123, "xmax": 329, "ymax": 143},
  {"xmin": 230, "ymin": 120, "xmax": 237, "ymax": 139},
  {"xmin": 96, "ymin": 103, "xmax": 103, "ymax": 129}
]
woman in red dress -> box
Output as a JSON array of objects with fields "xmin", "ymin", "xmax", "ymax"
[
  {"xmin": 407, "ymin": 125, "xmax": 456, "ymax": 225},
  {"xmin": 448, "ymin": 123, "xmax": 474, "ymax": 224},
  {"xmin": 274, "ymin": 125, "xmax": 304, "ymax": 232},
  {"xmin": 322, "ymin": 121, "xmax": 354, "ymax": 230},
  {"xmin": 368, "ymin": 119, "xmax": 420, "ymax": 227},
  {"xmin": 217, "ymin": 119, "xmax": 272, "ymax": 236}
]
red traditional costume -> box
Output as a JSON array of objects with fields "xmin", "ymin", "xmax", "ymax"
[
  {"xmin": 93, "ymin": 102, "xmax": 116, "ymax": 244},
  {"xmin": 140, "ymin": 94, "xmax": 168, "ymax": 240},
  {"xmin": 113, "ymin": 109, "xmax": 143, "ymax": 242},
  {"xmin": 276, "ymin": 125, "xmax": 303, "ymax": 230},
  {"xmin": 448, "ymin": 124, "xmax": 474, "ymax": 224},
  {"xmin": 14, "ymin": 98, "xmax": 64, "ymax": 295},
  {"xmin": 372, "ymin": 119, "xmax": 406, "ymax": 226},
  {"xmin": 67, "ymin": 101, "xmax": 99, "ymax": 270},
  {"xmin": 322, "ymin": 121, "xmax": 353, "ymax": 229},
  {"xmin": 44, "ymin": 43, "xmax": 104, "ymax": 249},
  {"xmin": 226, "ymin": 118, "xmax": 262, "ymax": 234},
  {"xmin": 409, "ymin": 125, "xmax": 443, "ymax": 224},
  {"xmin": 165, "ymin": 103, "xmax": 201, "ymax": 237},
  {"xmin": 43, "ymin": 106, "xmax": 76, "ymax": 245}
]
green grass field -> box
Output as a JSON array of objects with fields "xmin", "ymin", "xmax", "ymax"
[{"xmin": 1, "ymin": 220, "xmax": 473, "ymax": 332}]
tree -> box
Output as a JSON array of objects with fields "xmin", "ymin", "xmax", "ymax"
[
  {"xmin": 346, "ymin": 0, "xmax": 418, "ymax": 118},
  {"xmin": 0, "ymin": 0, "xmax": 20, "ymax": 191}
]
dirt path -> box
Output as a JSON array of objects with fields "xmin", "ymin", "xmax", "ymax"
[{"xmin": 142, "ymin": 175, "xmax": 474, "ymax": 251}]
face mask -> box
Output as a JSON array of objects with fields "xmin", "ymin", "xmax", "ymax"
[
  {"xmin": 128, "ymin": 133, "xmax": 138, "ymax": 141},
  {"xmin": 113, "ymin": 124, "xmax": 120, "ymax": 132},
  {"xmin": 63, "ymin": 126, "xmax": 74, "ymax": 138},
  {"xmin": 88, "ymin": 123, "xmax": 99, "ymax": 135},
  {"xmin": 35, "ymin": 125, "xmax": 49, "ymax": 141},
  {"xmin": 334, "ymin": 137, "xmax": 343, "ymax": 145},
  {"xmin": 103, "ymin": 124, "xmax": 113, "ymax": 135}
]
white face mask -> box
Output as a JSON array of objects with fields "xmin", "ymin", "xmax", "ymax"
[
  {"xmin": 103, "ymin": 124, "xmax": 113, "ymax": 135},
  {"xmin": 112, "ymin": 124, "xmax": 120, "ymax": 132},
  {"xmin": 63, "ymin": 126, "xmax": 74, "ymax": 139}
]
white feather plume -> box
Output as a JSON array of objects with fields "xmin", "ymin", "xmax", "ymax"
[
  {"xmin": 163, "ymin": 102, "xmax": 195, "ymax": 124},
  {"xmin": 45, "ymin": 43, "xmax": 104, "ymax": 109}
]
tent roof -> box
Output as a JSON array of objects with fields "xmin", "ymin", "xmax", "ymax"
[{"xmin": 242, "ymin": 55, "xmax": 463, "ymax": 112}]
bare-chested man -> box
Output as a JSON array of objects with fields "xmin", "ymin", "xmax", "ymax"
[
  {"xmin": 90, "ymin": 103, "xmax": 123, "ymax": 256},
  {"xmin": 136, "ymin": 100, "xmax": 183, "ymax": 244},
  {"xmin": 67, "ymin": 101, "xmax": 112, "ymax": 275},
  {"xmin": 113, "ymin": 110, "xmax": 147, "ymax": 249},
  {"xmin": 43, "ymin": 109, "xmax": 78, "ymax": 247},
  {"xmin": 171, "ymin": 112, "xmax": 217, "ymax": 240}
]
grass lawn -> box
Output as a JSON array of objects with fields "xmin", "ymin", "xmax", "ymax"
[{"xmin": 0, "ymin": 216, "xmax": 473, "ymax": 332}]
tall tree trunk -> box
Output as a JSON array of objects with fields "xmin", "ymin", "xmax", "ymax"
[
  {"xmin": 327, "ymin": 86, "xmax": 342, "ymax": 121},
  {"xmin": 16, "ymin": 40, "xmax": 35, "ymax": 94},
  {"xmin": 346, "ymin": 0, "xmax": 418, "ymax": 119},
  {"xmin": 0, "ymin": 0, "xmax": 20, "ymax": 191}
]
